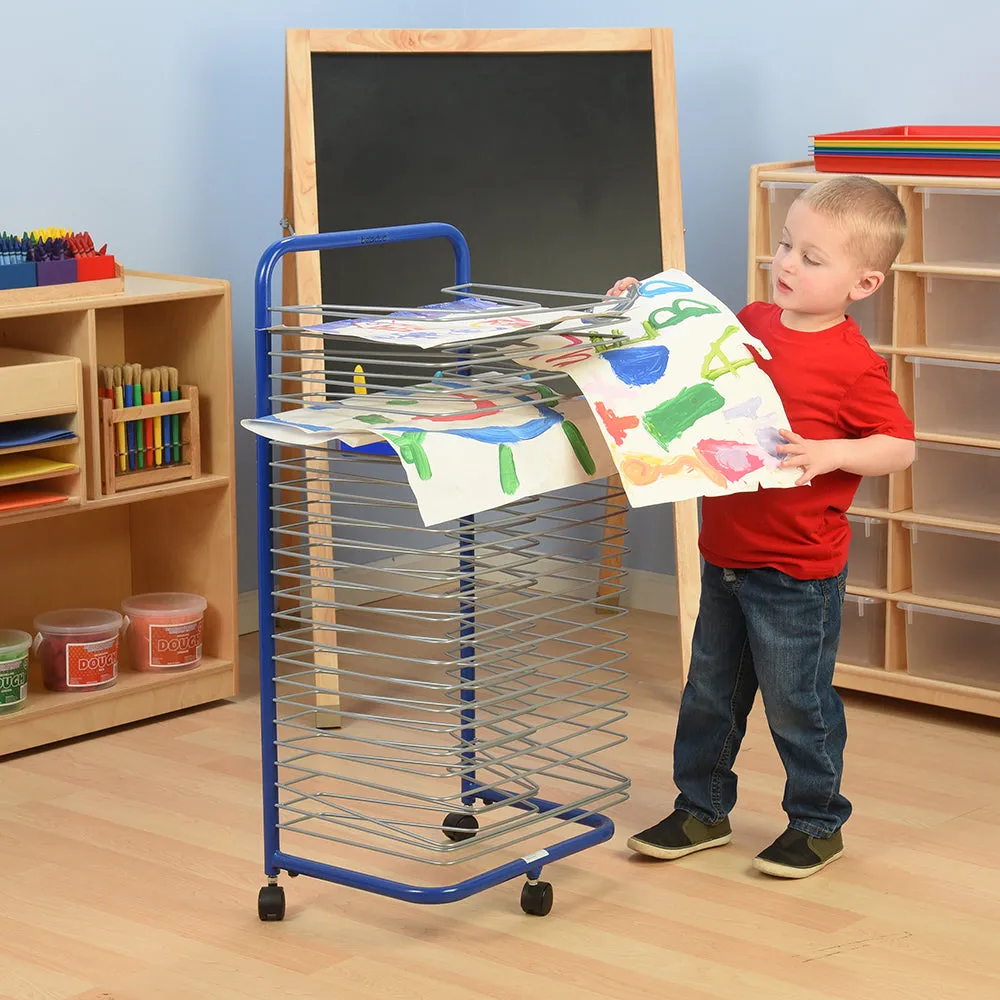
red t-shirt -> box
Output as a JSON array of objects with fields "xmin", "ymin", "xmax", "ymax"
[{"xmin": 699, "ymin": 301, "xmax": 914, "ymax": 580}]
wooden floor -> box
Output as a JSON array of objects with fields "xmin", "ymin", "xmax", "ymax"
[{"xmin": 3, "ymin": 608, "xmax": 1000, "ymax": 999}]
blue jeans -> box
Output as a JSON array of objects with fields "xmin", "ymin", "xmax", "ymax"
[{"xmin": 673, "ymin": 561, "xmax": 851, "ymax": 838}]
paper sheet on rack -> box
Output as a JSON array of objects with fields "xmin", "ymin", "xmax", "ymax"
[
  {"xmin": 309, "ymin": 303, "xmax": 586, "ymax": 348},
  {"xmin": 506, "ymin": 270, "xmax": 800, "ymax": 508},
  {"xmin": 243, "ymin": 269, "xmax": 800, "ymax": 523},
  {"xmin": 242, "ymin": 380, "xmax": 616, "ymax": 526}
]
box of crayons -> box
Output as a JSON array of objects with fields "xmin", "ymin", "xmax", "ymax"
[
  {"xmin": 98, "ymin": 363, "xmax": 201, "ymax": 495},
  {"xmin": 0, "ymin": 228, "xmax": 123, "ymax": 304}
]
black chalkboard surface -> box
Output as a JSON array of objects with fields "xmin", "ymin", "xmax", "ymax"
[
  {"xmin": 281, "ymin": 29, "xmax": 699, "ymax": 669},
  {"xmin": 310, "ymin": 51, "xmax": 664, "ymax": 310}
]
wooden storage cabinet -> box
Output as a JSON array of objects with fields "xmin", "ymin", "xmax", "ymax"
[
  {"xmin": 0, "ymin": 272, "xmax": 237, "ymax": 755},
  {"xmin": 750, "ymin": 161, "xmax": 1000, "ymax": 717}
]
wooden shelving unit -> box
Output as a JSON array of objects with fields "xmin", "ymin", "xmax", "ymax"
[
  {"xmin": 749, "ymin": 160, "xmax": 1000, "ymax": 718},
  {"xmin": 0, "ymin": 271, "xmax": 238, "ymax": 755}
]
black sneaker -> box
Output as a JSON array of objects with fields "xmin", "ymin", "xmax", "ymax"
[
  {"xmin": 752, "ymin": 827, "xmax": 844, "ymax": 878},
  {"xmin": 627, "ymin": 809, "xmax": 732, "ymax": 860}
]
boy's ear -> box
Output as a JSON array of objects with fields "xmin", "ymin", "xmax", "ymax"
[{"xmin": 848, "ymin": 269, "xmax": 885, "ymax": 302}]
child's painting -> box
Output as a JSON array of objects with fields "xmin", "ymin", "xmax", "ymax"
[
  {"xmin": 309, "ymin": 301, "xmax": 585, "ymax": 348},
  {"xmin": 242, "ymin": 379, "xmax": 616, "ymax": 526},
  {"xmin": 510, "ymin": 269, "xmax": 800, "ymax": 507},
  {"xmin": 244, "ymin": 268, "xmax": 799, "ymax": 524}
]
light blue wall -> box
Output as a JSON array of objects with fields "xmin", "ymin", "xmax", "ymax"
[{"xmin": 5, "ymin": 1, "xmax": 996, "ymax": 589}]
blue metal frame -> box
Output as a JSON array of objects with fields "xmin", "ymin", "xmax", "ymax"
[{"xmin": 253, "ymin": 222, "xmax": 615, "ymax": 906}]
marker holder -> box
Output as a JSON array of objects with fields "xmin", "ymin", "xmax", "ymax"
[{"xmin": 99, "ymin": 385, "xmax": 201, "ymax": 495}]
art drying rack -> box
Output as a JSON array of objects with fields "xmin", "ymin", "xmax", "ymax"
[{"xmin": 252, "ymin": 223, "xmax": 633, "ymax": 920}]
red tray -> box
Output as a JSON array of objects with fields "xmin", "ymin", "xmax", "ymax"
[{"xmin": 811, "ymin": 126, "xmax": 1000, "ymax": 177}]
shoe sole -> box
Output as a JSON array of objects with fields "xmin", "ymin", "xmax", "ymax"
[
  {"xmin": 752, "ymin": 847, "xmax": 844, "ymax": 879},
  {"xmin": 626, "ymin": 832, "xmax": 732, "ymax": 860}
]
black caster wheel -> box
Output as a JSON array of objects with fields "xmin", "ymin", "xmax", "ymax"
[
  {"xmin": 520, "ymin": 880, "xmax": 553, "ymax": 916},
  {"xmin": 442, "ymin": 811, "xmax": 479, "ymax": 842},
  {"xmin": 258, "ymin": 884, "xmax": 286, "ymax": 921}
]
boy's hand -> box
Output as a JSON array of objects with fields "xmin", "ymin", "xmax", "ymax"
[
  {"xmin": 607, "ymin": 276, "xmax": 639, "ymax": 297},
  {"xmin": 776, "ymin": 430, "xmax": 847, "ymax": 486}
]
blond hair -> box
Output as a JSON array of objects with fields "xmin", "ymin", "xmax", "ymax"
[{"xmin": 796, "ymin": 176, "xmax": 907, "ymax": 274}]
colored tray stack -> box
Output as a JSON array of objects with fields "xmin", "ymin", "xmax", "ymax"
[{"xmin": 811, "ymin": 126, "xmax": 1000, "ymax": 178}]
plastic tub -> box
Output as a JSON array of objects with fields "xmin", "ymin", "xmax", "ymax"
[
  {"xmin": 761, "ymin": 181, "xmax": 810, "ymax": 250},
  {"xmin": 924, "ymin": 274, "xmax": 1000, "ymax": 353},
  {"xmin": 0, "ymin": 629, "xmax": 32, "ymax": 714},
  {"xmin": 905, "ymin": 522, "xmax": 1000, "ymax": 608},
  {"xmin": 900, "ymin": 602, "xmax": 1000, "ymax": 690},
  {"xmin": 122, "ymin": 592, "xmax": 206, "ymax": 672},
  {"xmin": 847, "ymin": 515, "xmax": 888, "ymax": 589},
  {"xmin": 853, "ymin": 474, "xmax": 889, "ymax": 509},
  {"xmin": 911, "ymin": 441, "xmax": 1000, "ymax": 522},
  {"xmin": 838, "ymin": 595, "xmax": 885, "ymax": 668},
  {"xmin": 917, "ymin": 187, "xmax": 1000, "ymax": 265},
  {"xmin": 908, "ymin": 355, "xmax": 1000, "ymax": 439},
  {"xmin": 33, "ymin": 609, "xmax": 122, "ymax": 692}
]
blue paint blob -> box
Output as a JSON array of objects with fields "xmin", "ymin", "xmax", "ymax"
[
  {"xmin": 756, "ymin": 426, "xmax": 784, "ymax": 458},
  {"xmin": 602, "ymin": 345, "xmax": 670, "ymax": 387}
]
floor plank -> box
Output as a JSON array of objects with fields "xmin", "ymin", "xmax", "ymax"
[{"xmin": 2, "ymin": 607, "xmax": 999, "ymax": 999}]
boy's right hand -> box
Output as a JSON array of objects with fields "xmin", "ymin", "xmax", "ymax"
[{"xmin": 606, "ymin": 276, "xmax": 639, "ymax": 297}]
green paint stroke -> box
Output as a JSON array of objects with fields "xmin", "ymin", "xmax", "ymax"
[
  {"xmin": 646, "ymin": 298, "xmax": 720, "ymax": 332},
  {"xmin": 498, "ymin": 443, "xmax": 519, "ymax": 494},
  {"xmin": 642, "ymin": 383, "xmax": 725, "ymax": 450},
  {"xmin": 561, "ymin": 421, "xmax": 596, "ymax": 475},
  {"xmin": 383, "ymin": 431, "xmax": 433, "ymax": 480},
  {"xmin": 701, "ymin": 325, "xmax": 756, "ymax": 381},
  {"xmin": 355, "ymin": 413, "xmax": 394, "ymax": 425}
]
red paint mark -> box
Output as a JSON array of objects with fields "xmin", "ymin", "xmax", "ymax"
[
  {"xmin": 696, "ymin": 438, "xmax": 765, "ymax": 482},
  {"xmin": 596, "ymin": 401, "xmax": 639, "ymax": 446},
  {"xmin": 421, "ymin": 394, "xmax": 502, "ymax": 423}
]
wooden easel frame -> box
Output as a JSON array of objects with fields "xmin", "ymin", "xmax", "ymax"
[{"xmin": 282, "ymin": 28, "xmax": 701, "ymax": 708}]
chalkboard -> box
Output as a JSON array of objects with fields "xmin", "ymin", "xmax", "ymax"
[
  {"xmin": 311, "ymin": 51, "xmax": 663, "ymax": 309},
  {"xmin": 281, "ymin": 28, "xmax": 701, "ymax": 672}
]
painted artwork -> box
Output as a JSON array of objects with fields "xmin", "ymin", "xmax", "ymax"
[
  {"xmin": 309, "ymin": 300, "xmax": 587, "ymax": 348},
  {"xmin": 242, "ymin": 378, "xmax": 616, "ymax": 526},
  {"xmin": 243, "ymin": 268, "xmax": 799, "ymax": 524},
  {"xmin": 507, "ymin": 269, "xmax": 800, "ymax": 507}
]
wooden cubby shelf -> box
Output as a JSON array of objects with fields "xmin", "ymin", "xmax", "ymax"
[
  {"xmin": 751, "ymin": 161, "xmax": 1000, "ymax": 718},
  {"xmin": 0, "ymin": 271, "xmax": 238, "ymax": 756}
]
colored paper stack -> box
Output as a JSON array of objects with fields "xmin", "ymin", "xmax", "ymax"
[{"xmin": 810, "ymin": 126, "xmax": 1000, "ymax": 178}]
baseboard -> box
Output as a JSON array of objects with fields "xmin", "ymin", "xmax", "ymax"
[
  {"xmin": 238, "ymin": 591, "xmax": 260, "ymax": 636},
  {"xmin": 237, "ymin": 559, "xmax": 677, "ymax": 634}
]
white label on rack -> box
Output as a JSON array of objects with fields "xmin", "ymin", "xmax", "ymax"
[{"xmin": 521, "ymin": 849, "xmax": 550, "ymax": 865}]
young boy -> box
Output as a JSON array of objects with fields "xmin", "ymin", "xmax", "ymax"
[{"xmin": 609, "ymin": 175, "xmax": 915, "ymax": 878}]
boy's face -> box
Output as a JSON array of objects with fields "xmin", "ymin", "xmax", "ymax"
[{"xmin": 772, "ymin": 201, "xmax": 882, "ymax": 330}]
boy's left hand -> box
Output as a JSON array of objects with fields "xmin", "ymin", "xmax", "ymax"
[{"xmin": 776, "ymin": 429, "xmax": 846, "ymax": 486}]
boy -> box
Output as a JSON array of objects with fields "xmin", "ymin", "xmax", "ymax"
[{"xmin": 609, "ymin": 175, "xmax": 915, "ymax": 878}]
